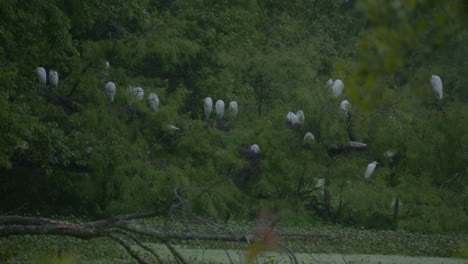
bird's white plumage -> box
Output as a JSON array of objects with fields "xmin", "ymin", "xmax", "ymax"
[
  {"xmin": 364, "ymin": 161, "xmax": 378, "ymax": 179},
  {"xmin": 349, "ymin": 141, "xmax": 367, "ymax": 147},
  {"xmin": 340, "ymin": 100, "xmax": 350, "ymax": 116},
  {"xmin": 316, "ymin": 178, "xmax": 325, "ymax": 188},
  {"xmin": 49, "ymin": 70, "xmax": 59, "ymax": 88},
  {"xmin": 167, "ymin": 125, "xmax": 180, "ymax": 131},
  {"xmin": 250, "ymin": 144, "xmax": 261, "ymax": 153},
  {"xmin": 431, "ymin": 75, "xmax": 443, "ymax": 99},
  {"xmin": 135, "ymin": 87, "xmax": 144, "ymax": 101},
  {"xmin": 304, "ymin": 132, "xmax": 315, "ymax": 141},
  {"xmin": 85, "ymin": 147, "xmax": 94, "ymax": 155},
  {"xmin": 148, "ymin": 93, "xmax": 159, "ymax": 112},
  {"xmin": 390, "ymin": 197, "xmax": 403, "ymax": 209},
  {"xmin": 203, "ymin": 97, "xmax": 213, "ymax": 119},
  {"xmin": 104, "ymin": 82, "xmax": 117, "ymax": 102},
  {"xmin": 229, "ymin": 101, "xmax": 238, "ymax": 120},
  {"xmin": 327, "ymin": 79, "xmax": 334, "ymax": 87},
  {"xmin": 36, "ymin": 67, "xmax": 47, "ymax": 86},
  {"xmin": 286, "ymin": 112, "xmax": 299, "ymax": 126},
  {"xmin": 215, "ymin": 100, "xmax": 225, "ymax": 119},
  {"xmin": 105, "ymin": 61, "xmax": 110, "ymax": 69},
  {"xmin": 296, "ymin": 110, "xmax": 304, "ymax": 124},
  {"xmin": 385, "ymin": 150, "xmax": 395, "ymax": 158},
  {"xmin": 331, "ymin": 79, "xmax": 344, "ymax": 97}
]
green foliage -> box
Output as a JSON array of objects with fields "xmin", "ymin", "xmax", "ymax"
[{"xmin": 0, "ymin": 0, "xmax": 466, "ymax": 235}]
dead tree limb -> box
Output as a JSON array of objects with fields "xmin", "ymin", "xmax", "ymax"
[{"xmin": 0, "ymin": 184, "xmax": 343, "ymax": 264}]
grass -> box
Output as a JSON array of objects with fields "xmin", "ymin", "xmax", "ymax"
[{"xmin": 1, "ymin": 217, "xmax": 467, "ymax": 263}]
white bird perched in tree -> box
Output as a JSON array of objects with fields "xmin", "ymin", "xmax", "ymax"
[
  {"xmin": 327, "ymin": 79, "xmax": 334, "ymax": 88},
  {"xmin": 49, "ymin": 70, "xmax": 59, "ymax": 88},
  {"xmin": 364, "ymin": 161, "xmax": 379, "ymax": 179},
  {"xmin": 148, "ymin": 93, "xmax": 159, "ymax": 111},
  {"xmin": 85, "ymin": 147, "xmax": 94, "ymax": 155},
  {"xmin": 385, "ymin": 150, "xmax": 395, "ymax": 158},
  {"xmin": 135, "ymin": 87, "xmax": 144, "ymax": 101},
  {"xmin": 316, "ymin": 178, "xmax": 325, "ymax": 198},
  {"xmin": 296, "ymin": 110, "xmax": 304, "ymax": 124},
  {"xmin": 102, "ymin": 61, "xmax": 110, "ymax": 82},
  {"xmin": 286, "ymin": 112, "xmax": 299, "ymax": 126},
  {"xmin": 250, "ymin": 144, "xmax": 260, "ymax": 153},
  {"xmin": 340, "ymin": 100, "xmax": 350, "ymax": 116},
  {"xmin": 431, "ymin": 75, "xmax": 443, "ymax": 99},
  {"xmin": 167, "ymin": 125, "xmax": 180, "ymax": 131},
  {"xmin": 349, "ymin": 141, "xmax": 367, "ymax": 148},
  {"xmin": 316, "ymin": 178, "xmax": 325, "ymax": 187},
  {"xmin": 286, "ymin": 112, "xmax": 300, "ymax": 130},
  {"xmin": 215, "ymin": 100, "xmax": 225, "ymax": 119},
  {"xmin": 203, "ymin": 97, "xmax": 213, "ymax": 119},
  {"xmin": 303, "ymin": 132, "xmax": 315, "ymax": 141},
  {"xmin": 35, "ymin": 67, "xmax": 47, "ymax": 86},
  {"xmin": 104, "ymin": 82, "xmax": 117, "ymax": 102},
  {"xmin": 390, "ymin": 197, "xmax": 403, "ymax": 209},
  {"xmin": 331, "ymin": 79, "xmax": 344, "ymax": 97},
  {"xmin": 229, "ymin": 101, "xmax": 238, "ymax": 120}
]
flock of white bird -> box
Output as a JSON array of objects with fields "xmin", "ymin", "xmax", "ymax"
[
  {"xmin": 35, "ymin": 67, "xmax": 59, "ymax": 88},
  {"xmin": 35, "ymin": 63, "xmax": 444, "ymax": 181},
  {"xmin": 202, "ymin": 97, "xmax": 238, "ymax": 121},
  {"xmin": 329, "ymin": 76, "xmax": 442, "ymax": 180}
]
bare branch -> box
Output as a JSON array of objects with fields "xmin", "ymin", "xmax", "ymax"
[
  {"xmin": 111, "ymin": 229, "xmax": 164, "ymax": 264},
  {"xmin": 163, "ymin": 240, "xmax": 187, "ymax": 264},
  {"xmin": 107, "ymin": 233, "xmax": 151, "ymax": 264}
]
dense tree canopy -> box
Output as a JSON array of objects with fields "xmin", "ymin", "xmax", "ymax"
[{"xmin": 0, "ymin": 0, "xmax": 467, "ymax": 233}]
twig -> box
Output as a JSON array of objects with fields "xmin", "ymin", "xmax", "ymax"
[
  {"xmin": 107, "ymin": 233, "xmax": 151, "ymax": 264},
  {"xmin": 163, "ymin": 240, "xmax": 187, "ymax": 264},
  {"xmin": 3, "ymin": 204, "xmax": 26, "ymax": 215},
  {"xmin": 111, "ymin": 229, "xmax": 163, "ymax": 264}
]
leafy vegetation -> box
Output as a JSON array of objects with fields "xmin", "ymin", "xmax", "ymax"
[{"xmin": 0, "ymin": 0, "xmax": 467, "ymax": 245}]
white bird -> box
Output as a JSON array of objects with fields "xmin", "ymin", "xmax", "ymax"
[
  {"xmin": 296, "ymin": 110, "xmax": 304, "ymax": 124},
  {"xmin": 102, "ymin": 61, "xmax": 110, "ymax": 82},
  {"xmin": 148, "ymin": 93, "xmax": 159, "ymax": 112},
  {"xmin": 431, "ymin": 75, "xmax": 443, "ymax": 99},
  {"xmin": 203, "ymin": 97, "xmax": 213, "ymax": 119},
  {"xmin": 390, "ymin": 197, "xmax": 403, "ymax": 209},
  {"xmin": 229, "ymin": 101, "xmax": 238, "ymax": 120},
  {"xmin": 85, "ymin": 147, "xmax": 94, "ymax": 155},
  {"xmin": 364, "ymin": 161, "xmax": 379, "ymax": 179},
  {"xmin": 15, "ymin": 141, "xmax": 29, "ymax": 151},
  {"xmin": 104, "ymin": 82, "xmax": 117, "ymax": 102},
  {"xmin": 327, "ymin": 79, "xmax": 334, "ymax": 88},
  {"xmin": 286, "ymin": 112, "xmax": 299, "ymax": 127},
  {"xmin": 35, "ymin": 67, "xmax": 47, "ymax": 86},
  {"xmin": 340, "ymin": 100, "xmax": 350, "ymax": 116},
  {"xmin": 49, "ymin": 70, "xmax": 59, "ymax": 88},
  {"xmin": 384, "ymin": 150, "xmax": 395, "ymax": 158},
  {"xmin": 135, "ymin": 87, "xmax": 144, "ymax": 101},
  {"xmin": 303, "ymin": 132, "xmax": 315, "ymax": 141},
  {"xmin": 316, "ymin": 178, "xmax": 325, "ymax": 187},
  {"xmin": 331, "ymin": 79, "xmax": 344, "ymax": 97},
  {"xmin": 316, "ymin": 178, "xmax": 325, "ymax": 197},
  {"xmin": 250, "ymin": 144, "xmax": 261, "ymax": 153},
  {"xmin": 167, "ymin": 125, "xmax": 180, "ymax": 131},
  {"xmin": 215, "ymin": 100, "xmax": 225, "ymax": 119},
  {"xmin": 349, "ymin": 141, "xmax": 367, "ymax": 148}
]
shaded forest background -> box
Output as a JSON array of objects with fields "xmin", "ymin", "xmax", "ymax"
[{"xmin": 0, "ymin": 0, "xmax": 467, "ymax": 233}]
